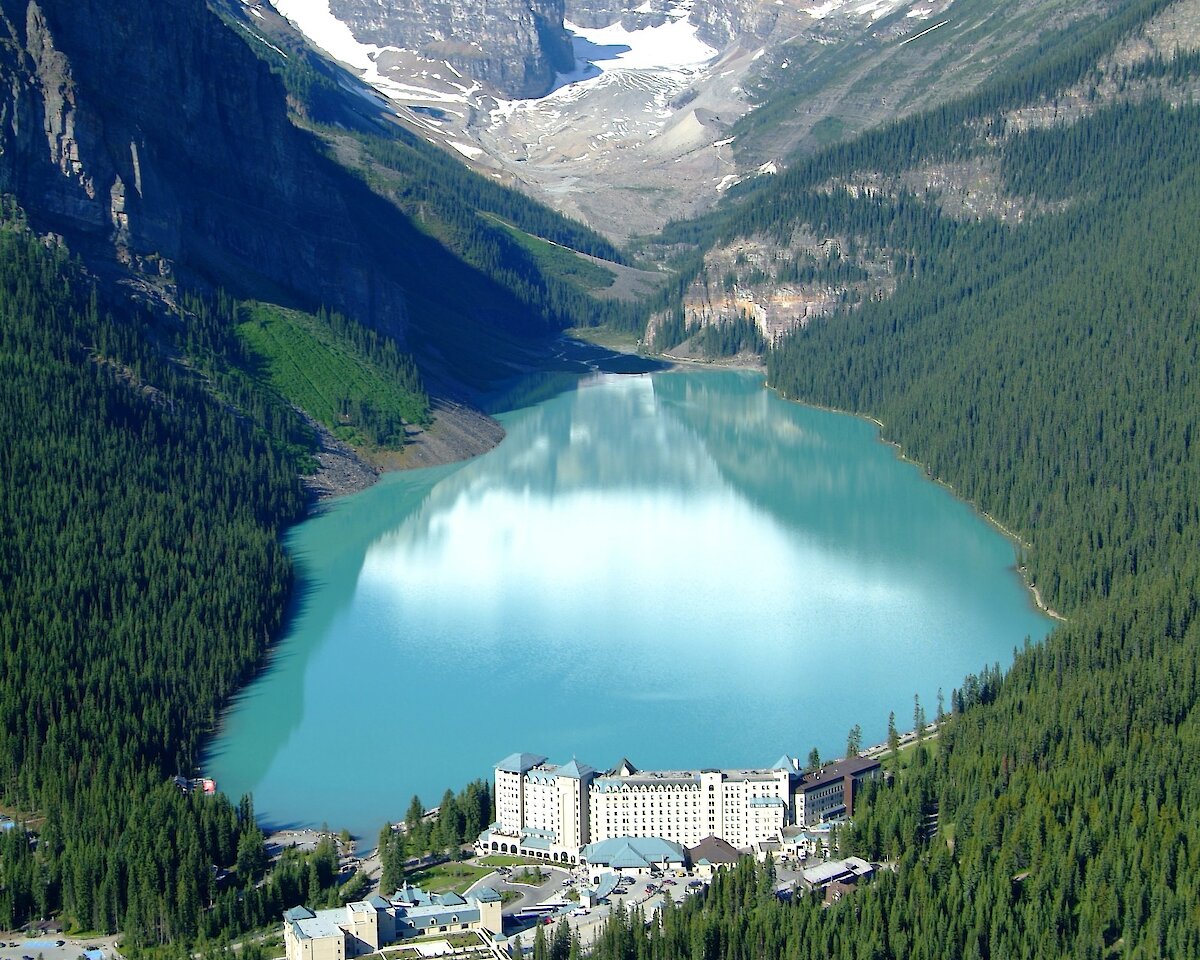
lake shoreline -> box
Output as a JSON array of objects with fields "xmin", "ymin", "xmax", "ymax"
[
  {"xmin": 303, "ymin": 399, "xmax": 507, "ymax": 513},
  {"xmin": 216, "ymin": 367, "xmax": 1054, "ymax": 841},
  {"xmin": 767, "ymin": 387, "xmax": 1067, "ymax": 624}
]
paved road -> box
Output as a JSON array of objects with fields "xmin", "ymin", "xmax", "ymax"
[{"xmin": 466, "ymin": 866, "xmax": 573, "ymax": 917}]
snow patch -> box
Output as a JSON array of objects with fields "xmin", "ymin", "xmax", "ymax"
[
  {"xmin": 449, "ymin": 141, "xmax": 484, "ymax": 159},
  {"xmin": 853, "ymin": 0, "xmax": 908, "ymax": 20},
  {"xmin": 268, "ymin": 0, "xmax": 470, "ymax": 104},
  {"xmin": 805, "ymin": 0, "xmax": 844, "ymax": 19},
  {"xmin": 563, "ymin": 1, "xmax": 717, "ymax": 74},
  {"xmin": 758, "ymin": 160, "xmax": 779, "ymax": 175},
  {"xmin": 237, "ymin": 22, "xmax": 288, "ymax": 58}
]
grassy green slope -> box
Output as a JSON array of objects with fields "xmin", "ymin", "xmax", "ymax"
[
  {"xmin": 236, "ymin": 303, "xmax": 430, "ymax": 450},
  {"xmin": 483, "ymin": 215, "xmax": 617, "ymax": 293}
]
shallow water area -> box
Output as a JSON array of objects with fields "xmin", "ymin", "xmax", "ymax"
[{"xmin": 208, "ymin": 369, "xmax": 1052, "ymax": 840}]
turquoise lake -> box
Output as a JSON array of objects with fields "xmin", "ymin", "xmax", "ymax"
[{"xmin": 207, "ymin": 369, "xmax": 1053, "ymax": 841}]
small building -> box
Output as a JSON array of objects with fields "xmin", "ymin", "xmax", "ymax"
[
  {"xmin": 799, "ymin": 856, "xmax": 875, "ymax": 894},
  {"xmin": 779, "ymin": 817, "xmax": 849, "ymax": 862},
  {"xmin": 580, "ymin": 873, "xmax": 620, "ymax": 908},
  {"xmin": 687, "ymin": 836, "xmax": 744, "ymax": 879},
  {"xmin": 581, "ymin": 836, "xmax": 687, "ymax": 882}
]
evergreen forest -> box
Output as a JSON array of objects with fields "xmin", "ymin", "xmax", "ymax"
[
  {"xmin": 3, "ymin": 0, "xmax": 1200, "ymax": 956},
  {"xmin": 603, "ymin": 0, "xmax": 1200, "ymax": 954}
]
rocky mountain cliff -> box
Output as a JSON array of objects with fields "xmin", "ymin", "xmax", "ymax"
[
  {"xmin": 0, "ymin": 0, "xmax": 414, "ymax": 336},
  {"xmin": 326, "ymin": 0, "xmax": 575, "ymax": 98}
]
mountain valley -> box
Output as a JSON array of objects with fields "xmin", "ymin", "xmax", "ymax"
[
  {"xmin": 250, "ymin": 0, "xmax": 1122, "ymax": 238},
  {"xmin": 1, "ymin": 0, "xmax": 1200, "ymax": 956}
]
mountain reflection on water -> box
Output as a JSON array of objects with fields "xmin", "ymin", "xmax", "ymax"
[{"xmin": 208, "ymin": 370, "xmax": 1051, "ymax": 840}]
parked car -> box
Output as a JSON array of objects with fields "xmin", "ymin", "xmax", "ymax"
[{"xmin": 687, "ymin": 880, "xmax": 704, "ymax": 888}]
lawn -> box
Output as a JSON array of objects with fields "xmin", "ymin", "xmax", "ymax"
[
  {"xmin": 483, "ymin": 215, "xmax": 616, "ymax": 292},
  {"xmin": 235, "ymin": 302, "xmax": 429, "ymax": 450},
  {"xmin": 405, "ymin": 862, "xmax": 492, "ymax": 895}
]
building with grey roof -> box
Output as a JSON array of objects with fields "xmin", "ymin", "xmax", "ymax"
[
  {"xmin": 581, "ymin": 836, "xmax": 687, "ymax": 877},
  {"xmin": 800, "ymin": 856, "xmax": 875, "ymax": 892},
  {"xmin": 283, "ymin": 884, "xmax": 501, "ymax": 960}
]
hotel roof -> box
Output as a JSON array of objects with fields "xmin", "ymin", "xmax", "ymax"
[
  {"xmin": 583, "ymin": 836, "xmax": 687, "ymax": 868},
  {"xmin": 594, "ymin": 775, "xmax": 699, "ymax": 792},
  {"xmin": 399, "ymin": 904, "xmax": 481, "ymax": 927},
  {"xmin": 556, "ymin": 758, "xmax": 595, "ymax": 779},
  {"xmin": 291, "ymin": 913, "xmax": 344, "ymax": 941},
  {"xmin": 798, "ymin": 756, "xmax": 881, "ymax": 790},
  {"xmin": 496, "ymin": 752, "xmax": 547, "ymax": 774}
]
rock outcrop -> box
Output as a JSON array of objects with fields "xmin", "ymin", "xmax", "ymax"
[
  {"xmin": 0, "ymin": 0, "xmax": 409, "ymax": 337},
  {"xmin": 689, "ymin": 0, "xmax": 782, "ymax": 49},
  {"xmin": 563, "ymin": 0, "xmax": 669, "ymax": 29},
  {"xmin": 327, "ymin": 0, "xmax": 575, "ymax": 98}
]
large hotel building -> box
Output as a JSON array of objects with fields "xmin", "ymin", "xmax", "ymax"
[{"xmin": 478, "ymin": 752, "xmax": 881, "ymax": 864}]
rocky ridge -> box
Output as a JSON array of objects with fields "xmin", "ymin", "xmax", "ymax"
[
  {"xmin": 263, "ymin": 0, "xmax": 1124, "ymax": 242},
  {"xmin": 326, "ymin": 0, "xmax": 575, "ymax": 98},
  {"xmin": 0, "ymin": 0, "xmax": 412, "ymax": 338}
]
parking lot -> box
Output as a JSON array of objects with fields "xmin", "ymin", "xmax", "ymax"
[{"xmin": 0, "ymin": 938, "xmax": 118, "ymax": 960}]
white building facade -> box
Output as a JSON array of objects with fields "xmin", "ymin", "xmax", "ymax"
[{"xmin": 477, "ymin": 752, "xmax": 881, "ymax": 862}]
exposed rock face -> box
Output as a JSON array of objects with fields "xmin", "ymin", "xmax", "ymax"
[
  {"xmin": 563, "ymin": 0, "xmax": 670, "ymax": 29},
  {"xmin": 327, "ymin": 0, "xmax": 574, "ymax": 98},
  {"xmin": 689, "ymin": 0, "xmax": 782, "ymax": 48},
  {"xmin": 0, "ymin": 0, "xmax": 409, "ymax": 337},
  {"xmin": 648, "ymin": 233, "xmax": 895, "ymax": 347}
]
